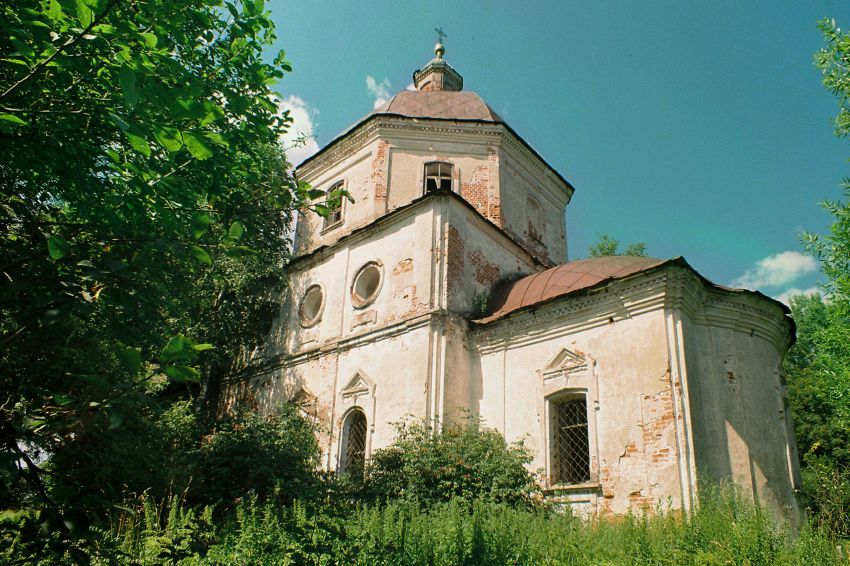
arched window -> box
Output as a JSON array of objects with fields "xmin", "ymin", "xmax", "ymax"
[
  {"xmin": 424, "ymin": 161, "xmax": 453, "ymax": 192},
  {"xmin": 551, "ymin": 396, "xmax": 590, "ymax": 484},
  {"xmin": 323, "ymin": 181, "xmax": 344, "ymax": 229},
  {"xmin": 339, "ymin": 408, "xmax": 367, "ymax": 476}
]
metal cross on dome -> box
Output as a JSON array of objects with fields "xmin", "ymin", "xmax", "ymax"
[{"xmin": 435, "ymin": 27, "xmax": 447, "ymax": 43}]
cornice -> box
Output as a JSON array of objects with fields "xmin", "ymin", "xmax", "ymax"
[
  {"xmin": 297, "ymin": 115, "xmax": 574, "ymax": 199},
  {"xmin": 472, "ymin": 263, "xmax": 793, "ymax": 355}
]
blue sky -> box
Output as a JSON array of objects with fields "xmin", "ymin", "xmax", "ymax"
[{"xmin": 266, "ymin": 1, "xmax": 849, "ymax": 303}]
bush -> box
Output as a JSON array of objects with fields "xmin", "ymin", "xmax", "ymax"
[
  {"xmin": 193, "ymin": 404, "xmax": 320, "ymax": 507},
  {"xmin": 361, "ymin": 416, "xmax": 538, "ymax": 507}
]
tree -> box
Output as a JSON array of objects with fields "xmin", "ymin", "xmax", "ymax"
[
  {"xmin": 0, "ymin": 0, "xmax": 316, "ymax": 522},
  {"xmin": 588, "ymin": 233, "xmax": 647, "ymax": 258}
]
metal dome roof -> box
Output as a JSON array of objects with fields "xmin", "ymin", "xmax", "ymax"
[
  {"xmin": 483, "ymin": 256, "xmax": 668, "ymax": 321},
  {"xmin": 370, "ymin": 90, "xmax": 504, "ymax": 123}
]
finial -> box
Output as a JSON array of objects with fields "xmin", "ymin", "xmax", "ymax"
[{"xmin": 434, "ymin": 27, "xmax": 446, "ymax": 59}]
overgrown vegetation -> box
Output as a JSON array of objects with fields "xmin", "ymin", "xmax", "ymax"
[{"xmin": 2, "ymin": 1, "xmax": 850, "ymax": 562}]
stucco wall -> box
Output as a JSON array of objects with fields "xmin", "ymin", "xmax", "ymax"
[
  {"xmin": 681, "ymin": 297, "xmax": 801, "ymax": 523},
  {"xmin": 472, "ymin": 296, "xmax": 686, "ymax": 516}
]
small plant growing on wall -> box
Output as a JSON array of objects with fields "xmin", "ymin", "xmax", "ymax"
[{"xmin": 472, "ymin": 292, "xmax": 489, "ymax": 317}]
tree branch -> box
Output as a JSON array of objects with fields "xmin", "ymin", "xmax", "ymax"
[{"xmin": 0, "ymin": 0, "xmax": 122, "ymax": 103}]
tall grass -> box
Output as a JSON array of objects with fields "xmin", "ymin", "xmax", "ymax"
[{"xmin": 86, "ymin": 488, "xmax": 844, "ymax": 565}]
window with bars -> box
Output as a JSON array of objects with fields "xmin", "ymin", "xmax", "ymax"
[
  {"xmin": 552, "ymin": 397, "xmax": 590, "ymax": 485},
  {"xmin": 323, "ymin": 181, "xmax": 344, "ymax": 229},
  {"xmin": 340, "ymin": 409, "xmax": 367, "ymax": 476},
  {"xmin": 424, "ymin": 161, "xmax": 453, "ymax": 192}
]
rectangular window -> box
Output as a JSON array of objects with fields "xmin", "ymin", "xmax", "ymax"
[
  {"xmin": 552, "ymin": 397, "xmax": 590, "ymax": 484},
  {"xmin": 424, "ymin": 161, "xmax": 453, "ymax": 192}
]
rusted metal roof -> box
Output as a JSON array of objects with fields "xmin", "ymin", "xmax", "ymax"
[
  {"xmin": 482, "ymin": 256, "xmax": 667, "ymax": 322},
  {"xmin": 371, "ymin": 91, "xmax": 503, "ymax": 122}
]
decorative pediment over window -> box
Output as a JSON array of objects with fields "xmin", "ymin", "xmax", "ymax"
[
  {"xmin": 543, "ymin": 348, "xmax": 588, "ymax": 380},
  {"xmin": 291, "ymin": 387, "xmax": 319, "ymax": 421},
  {"xmin": 341, "ymin": 370, "xmax": 375, "ymax": 400}
]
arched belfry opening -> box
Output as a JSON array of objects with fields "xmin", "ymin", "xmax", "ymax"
[{"xmin": 339, "ymin": 408, "xmax": 368, "ymax": 476}]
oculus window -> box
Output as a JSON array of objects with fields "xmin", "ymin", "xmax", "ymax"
[
  {"xmin": 299, "ymin": 285, "xmax": 324, "ymax": 327},
  {"xmin": 351, "ymin": 261, "xmax": 383, "ymax": 308}
]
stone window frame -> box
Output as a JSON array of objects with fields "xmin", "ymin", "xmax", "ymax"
[
  {"xmin": 547, "ymin": 391, "xmax": 591, "ymax": 486},
  {"xmin": 322, "ymin": 180, "xmax": 346, "ymax": 231},
  {"xmin": 422, "ymin": 160, "xmax": 455, "ymax": 193},
  {"xmin": 540, "ymin": 349, "xmax": 600, "ymax": 491},
  {"xmin": 350, "ymin": 260, "xmax": 384, "ymax": 309},
  {"xmin": 298, "ymin": 283, "xmax": 326, "ymax": 328},
  {"xmin": 338, "ymin": 406, "xmax": 368, "ymax": 476}
]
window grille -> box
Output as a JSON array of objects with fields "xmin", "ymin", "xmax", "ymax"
[
  {"xmin": 323, "ymin": 181, "xmax": 344, "ymax": 229},
  {"xmin": 424, "ymin": 162, "xmax": 453, "ymax": 192},
  {"xmin": 342, "ymin": 410, "xmax": 367, "ymax": 476},
  {"xmin": 552, "ymin": 397, "xmax": 590, "ymax": 484}
]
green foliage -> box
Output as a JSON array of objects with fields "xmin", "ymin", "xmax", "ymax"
[
  {"xmin": 783, "ymin": 294, "xmax": 850, "ymax": 470},
  {"xmin": 361, "ymin": 416, "xmax": 538, "ymax": 507},
  {"xmin": 588, "ymin": 233, "xmax": 648, "ymax": 257},
  {"xmin": 195, "ymin": 405, "xmax": 321, "ymax": 507},
  {"xmin": 0, "ymin": 0, "xmax": 307, "ymax": 527},
  {"xmin": 811, "ymin": 18, "xmax": 850, "ymax": 305},
  {"xmin": 36, "ymin": 491, "xmax": 842, "ymax": 565}
]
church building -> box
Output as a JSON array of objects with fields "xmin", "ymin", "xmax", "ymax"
[{"xmin": 241, "ymin": 43, "xmax": 802, "ymax": 520}]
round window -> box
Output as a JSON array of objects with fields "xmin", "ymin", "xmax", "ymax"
[
  {"xmin": 351, "ymin": 262, "xmax": 383, "ymax": 308},
  {"xmin": 299, "ymin": 285, "xmax": 324, "ymax": 327}
]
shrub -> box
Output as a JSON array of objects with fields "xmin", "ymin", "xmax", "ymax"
[
  {"xmin": 362, "ymin": 416, "xmax": 538, "ymax": 507},
  {"xmin": 193, "ymin": 404, "xmax": 320, "ymax": 506}
]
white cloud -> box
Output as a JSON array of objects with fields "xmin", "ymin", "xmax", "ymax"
[
  {"xmin": 277, "ymin": 95, "xmax": 320, "ymax": 167},
  {"xmin": 773, "ymin": 286, "xmax": 820, "ymax": 306},
  {"xmin": 731, "ymin": 251, "xmax": 817, "ymax": 289},
  {"xmin": 366, "ymin": 75, "xmax": 392, "ymax": 109},
  {"xmin": 406, "ymin": 82, "xmax": 416, "ymax": 91}
]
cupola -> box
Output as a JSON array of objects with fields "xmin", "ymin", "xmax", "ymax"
[{"xmin": 412, "ymin": 40, "xmax": 463, "ymax": 92}]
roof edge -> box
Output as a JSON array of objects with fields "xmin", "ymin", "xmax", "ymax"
[{"xmin": 295, "ymin": 113, "xmax": 576, "ymax": 196}]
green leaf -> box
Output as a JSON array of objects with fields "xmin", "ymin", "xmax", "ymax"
[
  {"xmin": 228, "ymin": 221, "xmax": 244, "ymax": 240},
  {"xmin": 0, "ymin": 113, "xmax": 28, "ymax": 127},
  {"xmin": 191, "ymin": 212, "xmax": 211, "ymax": 239},
  {"xmin": 52, "ymin": 393, "xmax": 73, "ymax": 406},
  {"xmin": 160, "ymin": 334, "xmax": 193, "ymax": 364},
  {"xmin": 189, "ymin": 245, "xmax": 211, "ymax": 265},
  {"xmin": 119, "ymin": 65, "xmax": 139, "ymax": 110},
  {"xmin": 139, "ymin": 32, "xmax": 158, "ymax": 48},
  {"xmin": 154, "ymin": 126, "xmax": 183, "ymax": 152},
  {"xmin": 108, "ymin": 410, "xmax": 124, "ymax": 430},
  {"xmin": 164, "ymin": 365, "xmax": 200, "ymax": 382},
  {"xmin": 125, "ymin": 125, "xmax": 151, "ymax": 157},
  {"xmin": 183, "ymin": 132, "xmax": 213, "ymax": 160},
  {"xmin": 204, "ymin": 132, "xmax": 229, "ymax": 147},
  {"xmin": 116, "ymin": 347, "xmax": 142, "ymax": 375},
  {"xmin": 192, "ymin": 343, "xmax": 214, "ymax": 352},
  {"xmin": 75, "ymin": 0, "xmax": 93, "ymax": 26},
  {"xmin": 47, "ymin": 235, "xmax": 70, "ymax": 259},
  {"xmin": 23, "ymin": 415, "xmax": 47, "ymax": 431}
]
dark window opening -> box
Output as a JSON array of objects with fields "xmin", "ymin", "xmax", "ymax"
[
  {"xmin": 424, "ymin": 162, "xmax": 453, "ymax": 192},
  {"xmin": 341, "ymin": 409, "xmax": 367, "ymax": 477},
  {"xmin": 323, "ymin": 181, "xmax": 344, "ymax": 229},
  {"xmin": 552, "ymin": 397, "xmax": 590, "ymax": 484}
]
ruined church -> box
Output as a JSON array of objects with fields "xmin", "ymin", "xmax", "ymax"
[{"xmin": 241, "ymin": 42, "xmax": 802, "ymax": 520}]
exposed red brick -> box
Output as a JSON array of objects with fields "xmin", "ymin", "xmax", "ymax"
[
  {"xmin": 461, "ymin": 165, "xmax": 490, "ymax": 219},
  {"xmin": 468, "ymin": 249, "xmax": 501, "ymax": 286},
  {"xmin": 446, "ymin": 225, "xmax": 465, "ymax": 293},
  {"xmin": 372, "ymin": 140, "xmax": 389, "ymax": 201}
]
